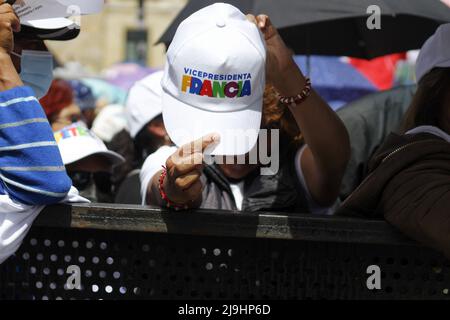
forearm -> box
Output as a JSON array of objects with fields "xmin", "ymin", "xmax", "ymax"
[
  {"xmin": 0, "ymin": 52, "xmax": 23, "ymax": 91},
  {"xmin": 279, "ymin": 60, "xmax": 350, "ymax": 175}
]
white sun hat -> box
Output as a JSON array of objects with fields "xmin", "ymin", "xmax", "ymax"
[
  {"xmin": 54, "ymin": 122, "xmax": 125, "ymax": 166},
  {"xmin": 416, "ymin": 23, "xmax": 450, "ymax": 82},
  {"xmin": 161, "ymin": 3, "xmax": 266, "ymax": 156},
  {"xmin": 125, "ymin": 70, "xmax": 164, "ymax": 139}
]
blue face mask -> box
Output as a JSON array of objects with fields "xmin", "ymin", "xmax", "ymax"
[{"xmin": 11, "ymin": 50, "xmax": 54, "ymax": 99}]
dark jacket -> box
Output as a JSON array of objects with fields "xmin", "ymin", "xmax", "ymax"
[
  {"xmin": 338, "ymin": 132, "xmax": 450, "ymax": 258},
  {"xmin": 150, "ymin": 145, "xmax": 311, "ymax": 213},
  {"xmin": 201, "ymin": 153, "xmax": 310, "ymax": 213}
]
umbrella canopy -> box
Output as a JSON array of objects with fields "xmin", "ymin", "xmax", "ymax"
[
  {"xmin": 294, "ymin": 55, "xmax": 378, "ymax": 110},
  {"xmin": 158, "ymin": 0, "xmax": 450, "ymax": 59},
  {"xmin": 102, "ymin": 63, "xmax": 159, "ymax": 91}
]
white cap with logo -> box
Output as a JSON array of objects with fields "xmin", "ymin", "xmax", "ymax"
[
  {"xmin": 54, "ymin": 122, "xmax": 125, "ymax": 166},
  {"xmin": 416, "ymin": 23, "xmax": 450, "ymax": 82},
  {"xmin": 125, "ymin": 70, "xmax": 164, "ymax": 139},
  {"xmin": 161, "ymin": 3, "xmax": 266, "ymax": 156}
]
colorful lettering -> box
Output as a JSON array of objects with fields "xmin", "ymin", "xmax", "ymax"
[
  {"xmin": 212, "ymin": 81, "xmax": 226, "ymax": 98},
  {"xmin": 180, "ymin": 68, "xmax": 252, "ymax": 99},
  {"xmin": 199, "ymin": 80, "xmax": 213, "ymax": 97},
  {"xmin": 224, "ymin": 82, "xmax": 239, "ymax": 98},
  {"xmin": 181, "ymin": 75, "xmax": 191, "ymax": 93},
  {"xmin": 189, "ymin": 77, "xmax": 203, "ymax": 95}
]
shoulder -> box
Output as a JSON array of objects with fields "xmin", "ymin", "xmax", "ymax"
[
  {"xmin": 339, "ymin": 127, "xmax": 450, "ymax": 218},
  {"xmin": 0, "ymin": 86, "xmax": 36, "ymax": 101},
  {"xmin": 368, "ymin": 126, "xmax": 450, "ymax": 171}
]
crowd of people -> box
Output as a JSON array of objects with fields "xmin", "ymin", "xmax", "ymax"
[{"xmin": 0, "ymin": 2, "xmax": 450, "ymax": 264}]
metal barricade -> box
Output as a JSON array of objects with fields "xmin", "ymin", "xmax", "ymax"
[{"xmin": 0, "ymin": 204, "xmax": 448, "ymax": 300}]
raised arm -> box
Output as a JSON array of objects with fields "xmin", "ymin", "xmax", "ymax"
[
  {"xmin": 0, "ymin": 4, "xmax": 22, "ymax": 91},
  {"xmin": 0, "ymin": 4, "xmax": 72, "ymax": 205},
  {"xmin": 250, "ymin": 14, "xmax": 350, "ymax": 207}
]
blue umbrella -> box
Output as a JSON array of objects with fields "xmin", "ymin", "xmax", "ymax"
[{"xmin": 294, "ymin": 55, "xmax": 378, "ymax": 110}]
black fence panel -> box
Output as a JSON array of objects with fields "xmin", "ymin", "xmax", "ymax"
[{"xmin": 0, "ymin": 204, "xmax": 449, "ymax": 300}]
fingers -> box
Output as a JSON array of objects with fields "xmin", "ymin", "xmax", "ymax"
[
  {"xmin": 178, "ymin": 133, "xmax": 220, "ymax": 156},
  {"xmin": 0, "ymin": 3, "xmax": 13, "ymax": 13},
  {"xmin": 163, "ymin": 133, "xmax": 219, "ymax": 205},
  {"xmin": 164, "ymin": 161, "xmax": 204, "ymax": 204},
  {"xmin": 256, "ymin": 14, "xmax": 270, "ymax": 29},
  {"xmin": 170, "ymin": 152, "xmax": 204, "ymax": 177},
  {"xmin": 183, "ymin": 180, "xmax": 203, "ymax": 199},
  {"xmin": 257, "ymin": 14, "xmax": 279, "ymax": 40},
  {"xmin": 247, "ymin": 14, "xmax": 270, "ymax": 30},
  {"xmin": 174, "ymin": 169, "xmax": 202, "ymax": 191},
  {"xmin": 247, "ymin": 13, "xmax": 278, "ymax": 42},
  {"xmin": 246, "ymin": 14, "xmax": 257, "ymax": 24},
  {"xmin": 0, "ymin": 4, "xmax": 20, "ymax": 32},
  {"xmin": 170, "ymin": 178, "xmax": 203, "ymax": 202},
  {"xmin": 166, "ymin": 133, "xmax": 220, "ymax": 180},
  {"xmin": 10, "ymin": 12, "xmax": 20, "ymax": 32}
]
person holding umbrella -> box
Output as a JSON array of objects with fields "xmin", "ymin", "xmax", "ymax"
[
  {"xmin": 0, "ymin": 2, "xmax": 102, "ymax": 264},
  {"xmin": 141, "ymin": 4, "xmax": 350, "ymax": 213}
]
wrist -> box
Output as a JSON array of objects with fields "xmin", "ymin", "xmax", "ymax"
[
  {"xmin": 0, "ymin": 52, "xmax": 23, "ymax": 91},
  {"xmin": 159, "ymin": 167, "xmax": 190, "ymax": 210},
  {"xmin": 273, "ymin": 60, "xmax": 307, "ymax": 97}
]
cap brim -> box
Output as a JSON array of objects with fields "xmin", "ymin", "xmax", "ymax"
[
  {"xmin": 24, "ymin": 17, "xmax": 75, "ymax": 29},
  {"xmin": 16, "ymin": 21, "xmax": 80, "ymax": 41},
  {"xmin": 94, "ymin": 151, "xmax": 126, "ymax": 166},
  {"xmin": 162, "ymin": 92, "xmax": 262, "ymax": 156},
  {"xmin": 66, "ymin": 150, "xmax": 125, "ymax": 167}
]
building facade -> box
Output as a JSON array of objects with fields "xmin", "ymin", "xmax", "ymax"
[{"xmin": 47, "ymin": 0, "xmax": 187, "ymax": 72}]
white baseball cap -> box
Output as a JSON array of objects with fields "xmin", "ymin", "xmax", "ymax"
[
  {"xmin": 15, "ymin": 0, "xmax": 103, "ymax": 29},
  {"xmin": 91, "ymin": 104, "xmax": 128, "ymax": 143},
  {"xmin": 161, "ymin": 3, "xmax": 266, "ymax": 156},
  {"xmin": 125, "ymin": 70, "xmax": 164, "ymax": 139},
  {"xmin": 14, "ymin": 0, "xmax": 104, "ymax": 40},
  {"xmin": 54, "ymin": 122, "xmax": 125, "ymax": 166},
  {"xmin": 416, "ymin": 23, "xmax": 450, "ymax": 82}
]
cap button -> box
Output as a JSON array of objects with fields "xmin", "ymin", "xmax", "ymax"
[{"xmin": 216, "ymin": 19, "xmax": 226, "ymax": 28}]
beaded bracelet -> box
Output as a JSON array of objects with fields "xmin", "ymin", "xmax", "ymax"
[
  {"xmin": 278, "ymin": 78, "xmax": 312, "ymax": 108},
  {"xmin": 158, "ymin": 166, "xmax": 189, "ymax": 210}
]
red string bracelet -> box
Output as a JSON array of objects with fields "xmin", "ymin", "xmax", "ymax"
[
  {"xmin": 278, "ymin": 78, "xmax": 312, "ymax": 108},
  {"xmin": 158, "ymin": 166, "xmax": 188, "ymax": 210}
]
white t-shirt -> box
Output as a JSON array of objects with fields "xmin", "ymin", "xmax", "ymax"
[
  {"xmin": 140, "ymin": 145, "xmax": 336, "ymax": 214},
  {"xmin": 0, "ymin": 187, "xmax": 88, "ymax": 264}
]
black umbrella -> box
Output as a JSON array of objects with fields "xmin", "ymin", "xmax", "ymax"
[{"xmin": 158, "ymin": 0, "xmax": 450, "ymax": 59}]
